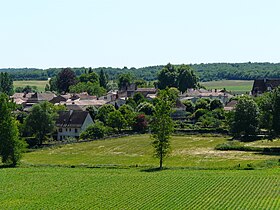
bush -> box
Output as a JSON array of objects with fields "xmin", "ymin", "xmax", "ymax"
[
  {"xmin": 80, "ymin": 121, "xmax": 107, "ymax": 140},
  {"xmin": 132, "ymin": 114, "xmax": 148, "ymax": 133},
  {"xmin": 215, "ymin": 141, "xmax": 262, "ymax": 151}
]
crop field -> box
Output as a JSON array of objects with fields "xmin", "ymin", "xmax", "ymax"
[
  {"xmin": 201, "ymin": 80, "xmax": 254, "ymax": 94},
  {"xmin": 13, "ymin": 80, "xmax": 49, "ymax": 92},
  {"xmin": 22, "ymin": 134, "xmax": 280, "ymax": 169},
  {"xmin": 0, "ymin": 167, "xmax": 279, "ymax": 209}
]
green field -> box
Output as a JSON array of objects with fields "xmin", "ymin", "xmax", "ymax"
[
  {"xmin": 201, "ymin": 80, "xmax": 254, "ymax": 94},
  {"xmin": 22, "ymin": 134, "xmax": 280, "ymax": 169},
  {"xmin": 0, "ymin": 167, "xmax": 279, "ymax": 209},
  {"xmin": 13, "ymin": 80, "xmax": 49, "ymax": 92},
  {"xmin": 1, "ymin": 134, "xmax": 279, "ymax": 209}
]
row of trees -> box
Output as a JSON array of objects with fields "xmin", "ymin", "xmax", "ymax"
[{"xmin": 228, "ymin": 87, "xmax": 280, "ymax": 138}]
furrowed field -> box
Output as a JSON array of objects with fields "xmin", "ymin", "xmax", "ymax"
[
  {"xmin": 201, "ymin": 80, "xmax": 254, "ymax": 94},
  {"xmin": 1, "ymin": 134, "xmax": 279, "ymax": 209}
]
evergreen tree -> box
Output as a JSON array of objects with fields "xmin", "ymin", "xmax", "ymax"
[
  {"xmin": 99, "ymin": 69, "xmax": 108, "ymax": 89},
  {"xmin": 0, "ymin": 94, "xmax": 25, "ymax": 166}
]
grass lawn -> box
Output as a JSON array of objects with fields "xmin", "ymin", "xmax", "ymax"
[
  {"xmin": 13, "ymin": 80, "xmax": 49, "ymax": 92},
  {"xmin": 0, "ymin": 167, "xmax": 279, "ymax": 209},
  {"xmin": 201, "ymin": 80, "xmax": 254, "ymax": 94},
  {"xmin": 22, "ymin": 134, "xmax": 280, "ymax": 169}
]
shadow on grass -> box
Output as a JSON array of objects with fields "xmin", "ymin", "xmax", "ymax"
[
  {"xmin": 140, "ymin": 167, "xmax": 168, "ymax": 172},
  {"xmin": 258, "ymin": 148, "xmax": 280, "ymax": 156}
]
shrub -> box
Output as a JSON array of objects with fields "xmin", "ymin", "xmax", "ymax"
[
  {"xmin": 132, "ymin": 114, "xmax": 148, "ymax": 133},
  {"xmin": 80, "ymin": 121, "xmax": 107, "ymax": 140}
]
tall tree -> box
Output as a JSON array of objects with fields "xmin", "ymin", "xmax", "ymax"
[
  {"xmin": 24, "ymin": 102, "xmax": 57, "ymax": 145},
  {"xmin": 99, "ymin": 69, "xmax": 108, "ymax": 89},
  {"xmin": 230, "ymin": 96, "xmax": 259, "ymax": 138},
  {"xmin": 157, "ymin": 63, "xmax": 178, "ymax": 89},
  {"xmin": 0, "ymin": 72, "xmax": 14, "ymax": 95},
  {"xmin": 177, "ymin": 64, "xmax": 198, "ymax": 93},
  {"xmin": 271, "ymin": 87, "xmax": 280, "ymax": 135},
  {"xmin": 150, "ymin": 89, "xmax": 174, "ymax": 170},
  {"xmin": 0, "ymin": 94, "xmax": 25, "ymax": 166},
  {"xmin": 56, "ymin": 68, "xmax": 77, "ymax": 93},
  {"xmin": 118, "ymin": 73, "xmax": 133, "ymax": 90}
]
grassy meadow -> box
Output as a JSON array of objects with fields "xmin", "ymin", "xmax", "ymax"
[
  {"xmin": 201, "ymin": 80, "xmax": 254, "ymax": 94},
  {"xmin": 1, "ymin": 135, "xmax": 280, "ymax": 209},
  {"xmin": 13, "ymin": 80, "xmax": 49, "ymax": 92}
]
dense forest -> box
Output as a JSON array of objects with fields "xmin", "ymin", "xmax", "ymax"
[{"xmin": 2, "ymin": 62, "xmax": 280, "ymax": 81}]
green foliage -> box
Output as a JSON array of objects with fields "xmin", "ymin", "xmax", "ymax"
[
  {"xmin": 125, "ymin": 98, "xmax": 137, "ymax": 109},
  {"xmin": 192, "ymin": 109, "xmax": 209, "ymax": 121},
  {"xmin": 99, "ymin": 69, "xmax": 108, "ymax": 89},
  {"xmin": 69, "ymin": 82, "xmax": 106, "ymax": 97},
  {"xmin": 79, "ymin": 72, "xmax": 99, "ymax": 84},
  {"xmin": 15, "ymin": 85, "xmax": 38, "ymax": 93},
  {"xmin": 0, "ymin": 94, "xmax": 25, "ymax": 166},
  {"xmin": 56, "ymin": 68, "xmax": 77, "ymax": 93},
  {"xmin": 24, "ymin": 102, "xmax": 57, "ymax": 145},
  {"xmin": 210, "ymin": 99, "xmax": 223, "ymax": 110},
  {"xmin": 136, "ymin": 102, "xmax": 155, "ymax": 115},
  {"xmin": 118, "ymin": 73, "xmax": 133, "ymax": 90},
  {"xmin": 133, "ymin": 92, "xmax": 145, "ymax": 105},
  {"xmin": 177, "ymin": 64, "xmax": 198, "ymax": 93},
  {"xmin": 230, "ymin": 96, "xmax": 260, "ymax": 138},
  {"xmin": 0, "ymin": 72, "xmax": 14, "ymax": 95},
  {"xmin": 182, "ymin": 100, "xmax": 195, "ymax": 113},
  {"xmin": 107, "ymin": 110, "xmax": 127, "ymax": 132},
  {"xmin": 215, "ymin": 141, "xmax": 262, "ymax": 152},
  {"xmin": 150, "ymin": 94, "xmax": 174, "ymax": 170},
  {"xmin": 195, "ymin": 98, "xmax": 210, "ymax": 110},
  {"xmin": 256, "ymin": 92, "xmax": 273, "ymax": 132},
  {"xmin": 96, "ymin": 104, "xmax": 116, "ymax": 125},
  {"xmin": 118, "ymin": 104, "xmax": 136, "ymax": 128},
  {"xmin": 157, "ymin": 63, "xmax": 178, "ymax": 89},
  {"xmin": 271, "ymin": 87, "xmax": 280, "ymax": 135},
  {"xmin": 80, "ymin": 121, "xmax": 107, "ymax": 140}
]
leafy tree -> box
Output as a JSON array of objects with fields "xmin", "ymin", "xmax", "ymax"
[
  {"xmin": 177, "ymin": 64, "xmax": 198, "ymax": 93},
  {"xmin": 79, "ymin": 72, "xmax": 99, "ymax": 84},
  {"xmin": 0, "ymin": 72, "xmax": 14, "ymax": 95},
  {"xmin": 230, "ymin": 96, "xmax": 259, "ymax": 138},
  {"xmin": 49, "ymin": 77, "xmax": 58, "ymax": 92},
  {"xmin": 125, "ymin": 98, "xmax": 137, "ymax": 109},
  {"xmin": 132, "ymin": 114, "xmax": 148, "ymax": 133},
  {"xmin": 15, "ymin": 85, "xmax": 37, "ymax": 93},
  {"xmin": 0, "ymin": 93, "xmax": 25, "ymax": 166},
  {"xmin": 99, "ymin": 69, "xmax": 108, "ymax": 89},
  {"xmin": 182, "ymin": 100, "xmax": 195, "ymax": 113},
  {"xmin": 134, "ymin": 79, "xmax": 146, "ymax": 88},
  {"xmin": 69, "ymin": 82, "xmax": 106, "ymax": 97},
  {"xmin": 210, "ymin": 99, "xmax": 223, "ymax": 110},
  {"xmin": 157, "ymin": 87, "xmax": 179, "ymax": 105},
  {"xmin": 195, "ymin": 98, "xmax": 210, "ymax": 110},
  {"xmin": 45, "ymin": 84, "xmax": 50, "ymax": 92},
  {"xmin": 136, "ymin": 102, "xmax": 155, "ymax": 115},
  {"xmin": 107, "ymin": 110, "xmax": 127, "ymax": 132},
  {"xmin": 150, "ymin": 90, "xmax": 174, "ymax": 170},
  {"xmin": 80, "ymin": 121, "xmax": 107, "ymax": 140},
  {"xmin": 157, "ymin": 63, "xmax": 178, "ymax": 89},
  {"xmin": 271, "ymin": 87, "xmax": 280, "ymax": 135},
  {"xmin": 118, "ymin": 73, "xmax": 133, "ymax": 90},
  {"xmin": 96, "ymin": 104, "xmax": 116, "ymax": 125},
  {"xmin": 56, "ymin": 68, "xmax": 77, "ymax": 93},
  {"xmin": 24, "ymin": 102, "xmax": 57, "ymax": 145},
  {"xmin": 133, "ymin": 92, "xmax": 145, "ymax": 105},
  {"xmin": 118, "ymin": 104, "xmax": 136, "ymax": 128}
]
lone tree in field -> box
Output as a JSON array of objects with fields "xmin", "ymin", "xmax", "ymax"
[
  {"xmin": 0, "ymin": 93, "xmax": 25, "ymax": 166},
  {"xmin": 150, "ymin": 89, "xmax": 174, "ymax": 170}
]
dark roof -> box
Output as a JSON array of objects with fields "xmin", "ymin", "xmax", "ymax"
[
  {"xmin": 252, "ymin": 79, "xmax": 280, "ymax": 94},
  {"xmin": 56, "ymin": 110, "xmax": 90, "ymax": 128},
  {"xmin": 49, "ymin": 95, "xmax": 68, "ymax": 104},
  {"xmin": 26, "ymin": 92, "xmax": 56, "ymax": 103}
]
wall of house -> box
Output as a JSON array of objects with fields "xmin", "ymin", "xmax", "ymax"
[
  {"xmin": 81, "ymin": 114, "xmax": 94, "ymax": 131},
  {"xmin": 57, "ymin": 127, "xmax": 81, "ymax": 140}
]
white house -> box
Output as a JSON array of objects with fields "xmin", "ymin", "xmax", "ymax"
[{"xmin": 56, "ymin": 110, "xmax": 93, "ymax": 140}]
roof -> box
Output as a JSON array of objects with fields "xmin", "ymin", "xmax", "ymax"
[
  {"xmin": 252, "ymin": 79, "xmax": 280, "ymax": 94},
  {"xmin": 26, "ymin": 92, "xmax": 56, "ymax": 103},
  {"xmin": 224, "ymin": 100, "xmax": 238, "ymax": 111},
  {"xmin": 56, "ymin": 110, "xmax": 90, "ymax": 128}
]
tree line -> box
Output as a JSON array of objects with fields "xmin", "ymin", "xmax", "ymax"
[{"xmin": 3, "ymin": 62, "xmax": 280, "ymax": 82}]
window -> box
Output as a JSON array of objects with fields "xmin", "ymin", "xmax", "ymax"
[
  {"xmin": 58, "ymin": 128, "xmax": 62, "ymax": 132},
  {"xmin": 69, "ymin": 128, "xmax": 72, "ymax": 132},
  {"xmin": 75, "ymin": 129, "xmax": 78, "ymax": 133},
  {"xmin": 66, "ymin": 128, "xmax": 68, "ymax": 132}
]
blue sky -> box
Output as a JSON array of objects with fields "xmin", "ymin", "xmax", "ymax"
[{"xmin": 1, "ymin": 0, "xmax": 279, "ymax": 68}]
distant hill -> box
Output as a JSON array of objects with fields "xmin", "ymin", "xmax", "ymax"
[{"xmin": 2, "ymin": 62, "xmax": 280, "ymax": 81}]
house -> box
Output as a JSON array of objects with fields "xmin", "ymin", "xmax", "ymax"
[
  {"xmin": 251, "ymin": 79, "xmax": 280, "ymax": 96},
  {"xmin": 118, "ymin": 83, "xmax": 157, "ymax": 98},
  {"xmin": 56, "ymin": 110, "xmax": 93, "ymax": 140},
  {"xmin": 10, "ymin": 92, "xmax": 33, "ymax": 105},
  {"xmin": 180, "ymin": 88, "xmax": 233, "ymax": 104},
  {"xmin": 224, "ymin": 100, "xmax": 238, "ymax": 111},
  {"xmin": 25, "ymin": 92, "xmax": 56, "ymax": 106}
]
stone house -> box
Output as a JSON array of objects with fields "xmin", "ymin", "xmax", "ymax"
[{"xmin": 55, "ymin": 110, "xmax": 93, "ymax": 140}]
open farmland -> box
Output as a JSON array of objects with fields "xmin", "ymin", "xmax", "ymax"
[
  {"xmin": 201, "ymin": 80, "xmax": 254, "ymax": 94},
  {"xmin": 13, "ymin": 80, "xmax": 49, "ymax": 92},
  {"xmin": 0, "ymin": 167, "xmax": 279, "ymax": 209},
  {"xmin": 1, "ymin": 134, "xmax": 279, "ymax": 209}
]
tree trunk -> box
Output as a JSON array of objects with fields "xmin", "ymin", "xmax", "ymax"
[{"xmin": 159, "ymin": 153, "xmax": 163, "ymax": 170}]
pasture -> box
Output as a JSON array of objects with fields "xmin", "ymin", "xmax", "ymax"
[
  {"xmin": 201, "ymin": 80, "xmax": 254, "ymax": 94},
  {"xmin": 13, "ymin": 80, "xmax": 49, "ymax": 92}
]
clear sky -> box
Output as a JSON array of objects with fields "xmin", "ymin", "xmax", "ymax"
[{"xmin": 1, "ymin": 0, "xmax": 280, "ymax": 69}]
